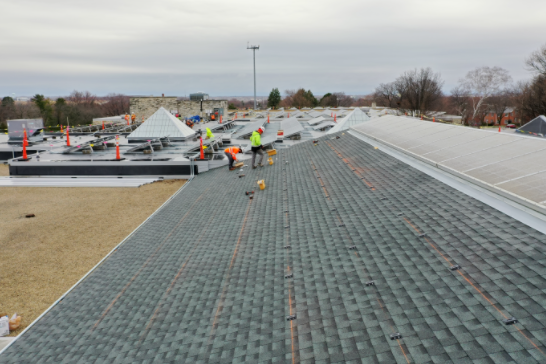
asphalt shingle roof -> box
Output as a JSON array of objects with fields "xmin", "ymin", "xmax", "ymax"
[{"xmin": 2, "ymin": 132, "xmax": 546, "ymax": 363}]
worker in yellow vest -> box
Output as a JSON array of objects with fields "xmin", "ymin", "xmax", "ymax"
[{"xmin": 205, "ymin": 127, "xmax": 214, "ymax": 140}]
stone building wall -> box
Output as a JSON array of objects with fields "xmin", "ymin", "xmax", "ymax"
[{"xmin": 129, "ymin": 97, "xmax": 228, "ymax": 120}]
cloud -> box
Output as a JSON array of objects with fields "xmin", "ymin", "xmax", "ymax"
[{"xmin": 1, "ymin": 0, "xmax": 545, "ymax": 97}]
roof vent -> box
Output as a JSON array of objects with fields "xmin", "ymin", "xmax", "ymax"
[
  {"xmin": 390, "ymin": 333, "xmax": 402, "ymax": 340},
  {"xmin": 338, "ymin": 224, "xmax": 345, "ymax": 227},
  {"xmin": 284, "ymin": 245, "xmax": 291, "ymax": 249},
  {"xmin": 286, "ymin": 315, "xmax": 296, "ymax": 321},
  {"xmin": 503, "ymin": 318, "xmax": 518, "ymax": 325},
  {"xmin": 397, "ymin": 213, "xmax": 403, "ymax": 216},
  {"xmin": 418, "ymin": 233, "xmax": 426, "ymax": 237},
  {"xmin": 285, "ymin": 273, "xmax": 293, "ymax": 279},
  {"xmin": 284, "ymin": 210, "xmax": 288, "ymax": 213},
  {"xmin": 348, "ymin": 246, "xmax": 357, "ymax": 250},
  {"xmin": 380, "ymin": 197, "xmax": 387, "ymax": 201},
  {"xmin": 331, "ymin": 208, "xmax": 337, "ymax": 211},
  {"xmin": 366, "ymin": 281, "xmax": 375, "ymax": 286},
  {"xmin": 285, "ymin": 225, "xmax": 290, "ymax": 228},
  {"xmin": 450, "ymin": 264, "xmax": 461, "ymax": 271}
]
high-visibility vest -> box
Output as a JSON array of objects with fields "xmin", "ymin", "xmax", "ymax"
[
  {"xmin": 224, "ymin": 147, "xmax": 240, "ymax": 160},
  {"xmin": 250, "ymin": 131, "xmax": 261, "ymax": 147},
  {"xmin": 206, "ymin": 128, "xmax": 214, "ymax": 139}
]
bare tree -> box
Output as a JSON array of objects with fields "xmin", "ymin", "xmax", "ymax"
[
  {"xmin": 460, "ymin": 66, "xmax": 512, "ymax": 123},
  {"xmin": 488, "ymin": 90, "xmax": 513, "ymax": 126},
  {"xmin": 514, "ymin": 76, "xmax": 546, "ymax": 123},
  {"xmin": 68, "ymin": 90, "xmax": 97, "ymax": 106},
  {"xmin": 333, "ymin": 92, "xmax": 353, "ymax": 107},
  {"xmin": 373, "ymin": 82, "xmax": 400, "ymax": 108},
  {"xmin": 395, "ymin": 68, "xmax": 444, "ymax": 114},
  {"xmin": 526, "ymin": 44, "xmax": 546, "ymax": 76},
  {"xmin": 102, "ymin": 93, "xmax": 129, "ymax": 116},
  {"xmin": 449, "ymin": 86, "xmax": 471, "ymax": 125}
]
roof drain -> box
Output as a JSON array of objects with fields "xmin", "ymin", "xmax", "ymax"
[
  {"xmin": 450, "ymin": 264, "xmax": 461, "ymax": 271},
  {"xmin": 285, "ymin": 273, "xmax": 293, "ymax": 279},
  {"xmin": 284, "ymin": 245, "xmax": 291, "ymax": 249},
  {"xmin": 366, "ymin": 281, "xmax": 375, "ymax": 286},
  {"xmin": 286, "ymin": 315, "xmax": 297, "ymax": 321},
  {"xmin": 418, "ymin": 233, "xmax": 426, "ymax": 238},
  {"xmin": 348, "ymin": 245, "xmax": 357, "ymax": 250},
  {"xmin": 390, "ymin": 333, "xmax": 402, "ymax": 340}
]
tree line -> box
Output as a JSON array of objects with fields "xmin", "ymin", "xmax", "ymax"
[
  {"xmin": 0, "ymin": 91, "xmax": 129, "ymax": 129},
  {"xmin": 373, "ymin": 44, "xmax": 546, "ymax": 125},
  {"xmin": 263, "ymin": 88, "xmax": 371, "ymax": 110}
]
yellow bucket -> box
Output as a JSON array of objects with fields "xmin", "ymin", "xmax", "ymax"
[{"xmin": 257, "ymin": 179, "xmax": 266, "ymax": 190}]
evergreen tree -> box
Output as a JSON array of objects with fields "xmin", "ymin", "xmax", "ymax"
[{"xmin": 267, "ymin": 88, "xmax": 281, "ymax": 109}]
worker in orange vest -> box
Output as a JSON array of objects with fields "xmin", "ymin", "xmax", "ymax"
[
  {"xmin": 224, "ymin": 146, "xmax": 243, "ymax": 171},
  {"xmin": 131, "ymin": 113, "xmax": 136, "ymax": 123},
  {"xmin": 124, "ymin": 113, "xmax": 130, "ymax": 123}
]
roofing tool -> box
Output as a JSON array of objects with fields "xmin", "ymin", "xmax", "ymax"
[
  {"xmin": 245, "ymin": 191, "xmax": 254, "ymax": 195},
  {"xmin": 249, "ymin": 195, "xmax": 253, "ymax": 200},
  {"xmin": 503, "ymin": 318, "xmax": 518, "ymax": 325}
]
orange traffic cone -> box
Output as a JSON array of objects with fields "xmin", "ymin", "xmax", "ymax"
[
  {"xmin": 334, "ymin": 114, "xmax": 337, "ymax": 122},
  {"xmin": 420, "ymin": 115, "xmax": 423, "ymax": 120},
  {"xmin": 60, "ymin": 125, "xmax": 64, "ymax": 133},
  {"xmin": 220, "ymin": 115, "xmax": 222, "ymax": 124},
  {"xmin": 288, "ymin": 112, "xmax": 290, "ymax": 118},
  {"xmin": 102, "ymin": 121, "xmax": 105, "ymax": 130},
  {"xmin": 498, "ymin": 125, "xmax": 501, "ymax": 132},
  {"xmin": 433, "ymin": 117, "xmax": 435, "ymax": 122},
  {"xmin": 66, "ymin": 126, "xmax": 71, "ymax": 146},
  {"xmin": 267, "ymin": 114, "xmax": 270, "ymax": 123},
  {"xmin": 115, "ymin": 134, "xmax": 121, "ymax": 160},
  {"xmin": 22, "ymin": 128, "xmax": 28, "ymax": 159},
  {"xmin": 200, "ymin": 137, "xmax": 204, "ymax": 160}
]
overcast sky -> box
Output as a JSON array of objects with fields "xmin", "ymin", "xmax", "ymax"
[{"xmin": 2, "ymin": 0, "xmax": 545, "ymax": 98}]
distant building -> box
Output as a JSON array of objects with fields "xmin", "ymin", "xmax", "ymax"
[
  {"xmin": 129, "ymin": 96, "xmax": 228, "ymax": 121},
  {"xmin": 483, "ymin": 108, "xmax": 519, "ymax": 125}
]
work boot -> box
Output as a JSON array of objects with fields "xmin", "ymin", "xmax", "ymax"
[
  {"xmin": 259, "ymin": 164, "xmax": 264, "ymax": 167},
  {"xmin": 252, "ymin": 166, "xmax": 257, "ymax": 169},
  {"xmin": 229, "ymin": 167, "xmax": 236, "ymax": 171}
]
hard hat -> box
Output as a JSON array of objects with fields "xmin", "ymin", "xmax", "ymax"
[
  {"xmin": 258, "ymin": 127, "xmax": 264, "ymax": 133},
  {"xmin": 238, "ymin": 145, "xmax": 243, "ymax": 153}
]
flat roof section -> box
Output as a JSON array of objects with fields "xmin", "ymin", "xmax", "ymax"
[{"xmin": 353, "ymin": 116, "xmax": 546, "ymax": 213}]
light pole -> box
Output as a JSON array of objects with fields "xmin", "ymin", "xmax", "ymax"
[{"xmin": 247, "ymin": 43, "xmax": 259, "ymax": 110}]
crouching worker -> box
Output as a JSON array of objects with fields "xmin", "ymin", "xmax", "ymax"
[{"xmin": 224, "ymin": 146, "xmax": 243, "ymax": 171}]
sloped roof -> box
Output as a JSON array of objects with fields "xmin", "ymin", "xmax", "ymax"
[
  {"xmin": 3, "ymin": 133, "xmax": 546, "ymax": 363},
  {"xmin": 326, "ymin": 107, "xmax": 370, "ymax": 134},
  {"xmin": 128, "ymin": 107, "xmax": 196, "ymax": 140},
  {"xmin": 517, "ymin": 115, "xmax": 546, "ymax": 136}
]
